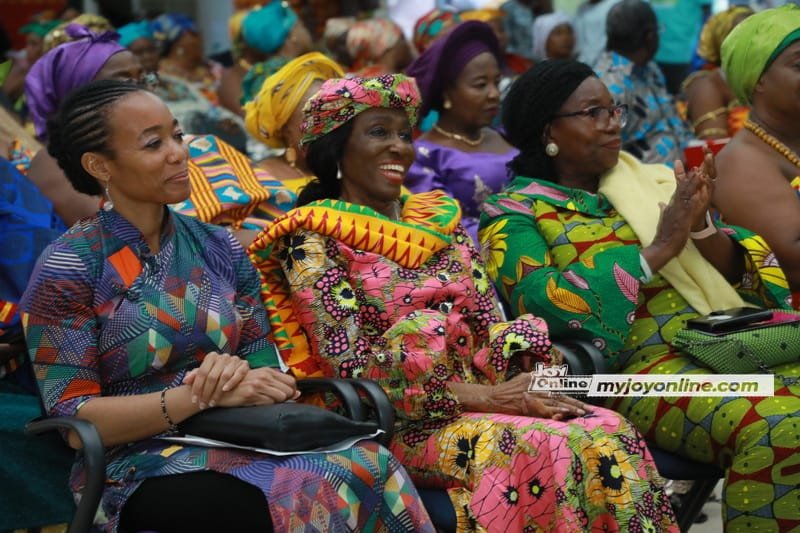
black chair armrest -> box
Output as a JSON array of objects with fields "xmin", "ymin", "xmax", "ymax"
[
  {"xmin": 553, "ymin": 339, "xmax": 609, "ymax": 375},
  {"xmin": 297, "ymin": 377, "xmax": 365, "ymax": 420},
  {"xmin": 25, "ymin": 416, "xmax": 105, "ymax": 533},
  {"xmin": 346, "ymin": 379, "xmax": 395, "ymax": 446}
]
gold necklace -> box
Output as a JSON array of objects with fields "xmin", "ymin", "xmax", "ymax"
[
  {"xmin": 433, "ymin": 125, "xmax": 485, "ymax": 147},
  {"xmin": 744, "ymin": 119, "xmax": 800, "ymax": 168}
]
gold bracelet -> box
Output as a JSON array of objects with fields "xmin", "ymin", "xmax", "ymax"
[
  {"xmin": 696, "ymin": 127, "xmax": 729, "ymax": 139},
  {"xmin": 690, "ymin": 107, "xmax": 727, "ymax": 129},
  {"xmin": 160, "ymin": 387, "xmax": 179, "ymax": 433}
]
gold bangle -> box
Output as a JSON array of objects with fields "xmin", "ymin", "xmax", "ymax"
[
  {"xmin": 160, "ymin": 388, "xmax": 179, "ymax": 433},
  {"xmin": 696, "ymin": 127, "xmax": 729, "ymax": 139},
  {"xmin": 690, "ymin": 107, "xmax": 727, "ymax": 129}
]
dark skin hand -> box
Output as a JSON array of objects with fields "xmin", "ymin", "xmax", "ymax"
[{"xmin": 642, "ymin": 150, "xmax": 744, "ymax": 283}]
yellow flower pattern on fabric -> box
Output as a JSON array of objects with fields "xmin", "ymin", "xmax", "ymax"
[{"xmin": 478, "ymin": 219, "xmax": 508, "ymax": 280}]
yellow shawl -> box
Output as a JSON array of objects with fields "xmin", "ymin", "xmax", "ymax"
[{"xmin": 599, "ymin": 152, "xmax": 746, "ymax": 315}]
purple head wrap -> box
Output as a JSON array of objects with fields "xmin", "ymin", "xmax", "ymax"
[
  {"xmin": 25, "ymin": 24, "xmax": 126, "ymax": 140},
  {"xmin": 405, "ymin": 20, "xmax": 502, "ymax": 116}
]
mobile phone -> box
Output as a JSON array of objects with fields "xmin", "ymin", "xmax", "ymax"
[{"xmin": 686, "ymin": 307, "xmax": 773, "ymax": 334}]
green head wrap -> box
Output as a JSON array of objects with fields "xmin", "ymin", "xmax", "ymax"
[{"xmin": 721, "ymin": 4, "xmax": 800, "ymax": 105}]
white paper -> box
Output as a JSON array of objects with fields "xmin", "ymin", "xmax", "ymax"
[{"xmin": 159, "ymin": 429, "xmax": 384, "ymax": 456}]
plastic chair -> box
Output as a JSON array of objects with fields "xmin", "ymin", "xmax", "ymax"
[{"xmin": 25, "ymin": 377, "xmax": 396, "ymax": 533}]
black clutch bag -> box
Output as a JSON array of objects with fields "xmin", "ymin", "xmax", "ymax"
[{"xmin": 178, "ymin": 402, "xmax": 381, "ymax": 452}]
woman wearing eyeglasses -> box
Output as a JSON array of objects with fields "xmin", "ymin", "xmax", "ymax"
[{"xmin": 481, "ymin": 60, "xmax": 797, "ymax": 530}]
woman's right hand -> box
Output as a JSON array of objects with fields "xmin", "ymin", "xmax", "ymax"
[
  {"xmin": 216, "ymin": 367, "xmax": 300, "ymax": 407},
  {"xmin": 642, "ymin": 159, "xmax": 708, "ymax": 272},
  {"xmin": 487, "ymin": 374, "xmax": 589, "ymax": 420}
]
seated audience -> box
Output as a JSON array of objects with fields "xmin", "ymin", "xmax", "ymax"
[
  {"xmin": 238, "ymin": 2, "xmax": 313, "ymax": 110},
  {"xmin": 681, "ymin": 6, "xmax": 752, "ymax": 139},
  {"xmin": 345, "ymin": 18, "xmax": 413, "ymax": 77},
  {"xmin": 574, "ymin": 0, "xmax": 621, "ymax": 67},
  {"xmin": 532, "ymin": 12, "xmax": 577, "ymax": 61},
  {"xmin": 460, "ymin": 7, "xmax": 532, "ymax": 75},
  {"xmin": 217, "ymin": 9, "xmax": 268, "ymax": 117},
  {"xmin": 406, "ymin": 21, "xmax": 515, "ymax": 246},
  {"xmin": 151, "ymin": 14, "xmax": 219, "ymax": 103},
  {"xmin": 20, "ymin": 79, "xmax": 434, "ymax": 533},
  {"xmin": 249, "ymin": 73, "xmax": 678, "ymax": 531},
  {"xmin": 117, "ymin": 20, "xmax": 251, "ymax": 155},
  {"xmin": 480, "ymin": 59, "xmax": 799, "ymax": 531},
  {"xmin": 244, "ymin": 52, "xmax": 344, "ymax": 194},
  {"xmin": 595, "ymin": 0, "xmax": 690, "ymax": 165},
  {"xmin": 412, "ymin": 8, "xmax": 462, "ymax": 54},
  {"xmin": 714, "ymin": 4, "xmax": 800, "ymax": 298}
]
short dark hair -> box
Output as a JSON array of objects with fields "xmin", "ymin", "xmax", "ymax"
[
  {"xmin": 296, "ymin": 121, "xmax": 354, "ymax": 206},
  {"xmin": 503, "ymin": 59, "xmax": 595, "ymax": 181},
  {"xmin": 47, "ymin": 79, "xmax": 143, "ymax": 196},
  {"xmin": 606, "ymin": 0, "xmax": 658, "ymax": 55}
]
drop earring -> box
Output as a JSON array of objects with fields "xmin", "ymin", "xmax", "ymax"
[
  {"xmin": 103, "ymin": 183, "xmax": 114, "ymax": 211},
  {"xmin": 284, "ymin": 147, "xmax": 297, "ymax": 167},
  {"xmin": 545, "ymin": 142, "xmax": 560, "ymax": 157},
  {"xmin": 443, "ymin": 98, "xmax": 452, "ymax": 110},
  {"xmin": 336, "ymin": 164, "xmax": 343, "ymax": 180}
]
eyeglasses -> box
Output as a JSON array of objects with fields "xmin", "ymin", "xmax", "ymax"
[{"xmin": 551, "ymin": 104, "xmax": 629, "ymax": 129}]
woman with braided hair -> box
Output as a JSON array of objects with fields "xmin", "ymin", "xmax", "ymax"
[
  {"xmin": 19, "ymin": 79, "xmax": 434, "ymax": 533},
  {"xmin": 481, "ymin": 58, "xmax": 800, "ymax": 531}
]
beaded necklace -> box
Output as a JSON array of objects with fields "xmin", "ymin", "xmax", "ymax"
[{"xmin": 743, "ymin": 119, "xmax": 800, "ymax": 168}]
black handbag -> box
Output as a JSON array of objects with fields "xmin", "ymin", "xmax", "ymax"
[{"xmin": 178, "ymin": 402, "xmax": 381, "ymax": 452}]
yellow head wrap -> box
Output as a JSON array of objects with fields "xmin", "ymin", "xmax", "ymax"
[
  {"xmin": 43, "ymin": 14, "xmax": 114, "ymax": 52},
  {"xmin": 244, "ymin": 52, "xmax": 344, "ymax": 148},
  {"xmin": 459, "ymin": 9, "xmax": 505, "ymax": 23},
  {"xmin": 722, "ymin": 4, "xmax": 800, "ymax": 106},
  {"xmin": 696, "ymin": 6, "xmax": 752, "ymax": 65}
]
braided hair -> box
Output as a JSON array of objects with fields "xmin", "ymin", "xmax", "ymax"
[
  {"xmin": 296, "ymin": 120, "xmax": 354, "ymax": 206},
  {"xmin": 503, "ymin": 59, "xmax": 595, "ymax": 182},
  {"xmin": 47, "ymin": 79, "xmax": 143, "ymax": 196}
]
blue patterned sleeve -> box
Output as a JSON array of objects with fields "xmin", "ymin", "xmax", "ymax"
[
  {"xmin": 19, "ymin": 240, "xmax": 101, "ymax": 417},
  {"xmin": 224, "ymin": 231, "xmax": 280, "ymax": 369}
]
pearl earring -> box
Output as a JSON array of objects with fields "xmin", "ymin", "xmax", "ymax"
[
  {"xmin": 443, "ymin": 98, "xmax": 452, "ymax": 110},
  {"xmin": 103, "ymin": 183, "xmax": 114, "ymax": 211},
  {"xmin": 545, "ymin": 142, "xmax": 560, "ymax": 157}
]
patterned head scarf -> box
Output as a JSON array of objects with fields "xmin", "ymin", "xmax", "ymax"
[
  {"xmin": 413, "ymin": 9, "xmax": 462, "ymax": 53},
  {"xmin": 25, "ymin": 24, "xmax": 126, "ymax": 140},
  {"xmin": 151, "ymin": 13, "xmax": 197, "ymax": 54},
  {"xmin": 346, "ymin": 18, "xmax": 404, "ymax": 72},
  {"xmin": 43, "ymin": 14, "xmax": 114, "ymax": 52},
  {"xmin": 19, "ymin": 20, "xmax": 61, "ymax": 39},
  {"xmin": 240, "ymin": 55, "xmax": 291, "ymax": 105},
  {"xmin": 300, "ymin": 74, "xmax": 421, "ymax": 146},
  {"xmin": 532, "ymin": 12, "xmax": 574, "ymax": 60},
  {"xmin": 244, "ymin": 52, "xmax": 345, "ymax": 148},
  {"xmin": 240, "ymin": 1, "xmax": 298, "ymax": 55},
  {"xmin": 722, "ymin": 4, "xmax": 800, "ymax": 105},
  {"xmin": 697, "ymin": 6, "xmax": 752, "ymax": 65},
  {"xmin": 117, "ymin": 20, "xmax": 155, "ymax": 48}
]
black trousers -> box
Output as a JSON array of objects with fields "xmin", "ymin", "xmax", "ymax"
[{"xmin": 119, "ymin": 471, "xmax": 273, "ymax": 532}]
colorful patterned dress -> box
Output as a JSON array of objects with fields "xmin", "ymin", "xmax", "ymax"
[
  {"xmin": 480, "ymin": 173, "xmax": 800, "ymax": 532},
  {"xmin": 249, "ymin": 191, "xmax": 678, "ymax": 532},
  {"xmin": 405, "ymin": 140, "xmax": 517, "ymax": 246},
  {"xmin": 20, "ymin": 208, "xmax": 434, "ymax": 532}
]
